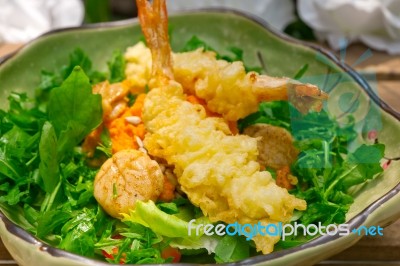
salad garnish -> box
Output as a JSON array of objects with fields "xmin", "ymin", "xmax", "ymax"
[{"xmin": 0, "ymin": 0, "xmax": 385, "ymax": 264}]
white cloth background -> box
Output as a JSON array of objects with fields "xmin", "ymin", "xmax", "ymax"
[
  {"xmin": 0, "ymin": 0, "xmax": 84, "ymax": 43},
  {"xmin": 2, "ymin": 0, "xmax": 399, "ymax": 54},
  {"xmin": 298, "ymin": 0, "xmax": 400, "ymax": 54},
  {"xmin": 166, "ymin": 0, "xmax": 295, "ymax": 31}
]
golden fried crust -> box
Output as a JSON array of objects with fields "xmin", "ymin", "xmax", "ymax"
[
  {"xmin": 126, "ymin": 46, "xmax": 328, "ymax": 121},
  {"xmin": 173, "ymin": 50, "xmax": 259, "ymax": 121},
  {"xmin": 135, "ymin": 0, "xmax": 310, "ymax": 254},
  {"xmin": 143, "ymin": 83, "xmax": 306, "ymax": 254}
]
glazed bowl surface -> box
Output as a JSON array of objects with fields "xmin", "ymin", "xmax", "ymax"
[{"xmin": 1, "ymin": 8, "xmax": 400, "ymax": 266}]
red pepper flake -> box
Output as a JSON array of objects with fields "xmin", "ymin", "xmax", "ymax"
[
  {"xmin": 367, "ymin": 130, "xmax": 378, "ymax": 141},
  {"xmin": 382, "ymin": 160, "xmax": 391, "ymax": 170}
]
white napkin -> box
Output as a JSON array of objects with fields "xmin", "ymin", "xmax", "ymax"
[
  {"xmin": 0, "ymin": 0, "xmax": 84, "ymax": 43},
  {"xmin": 298, "ymin": 0, "xmax": 400, "ymax": 54},
  {"xmin": 166, "ymin": 0, "xmax": 295, "ymax": 31}
]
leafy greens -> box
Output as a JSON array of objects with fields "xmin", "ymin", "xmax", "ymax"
[
  {"xmin": 239, "ymin": 100, "xmax": 384, "ymax": 230},
  {"xmin": 0, "ymin": 37, "xmax": 387, "ymax": 264}
]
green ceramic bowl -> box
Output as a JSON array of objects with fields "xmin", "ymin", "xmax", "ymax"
[{"xmin": 1, "ymin": 9, "xmax": 400, "ymax": 266}]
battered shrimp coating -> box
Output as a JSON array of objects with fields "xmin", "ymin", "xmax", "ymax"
[
  {"xmin": 174, "ymin": 49, "xmax": 327, "ymax": 121},
  {"xmin": 94, "ymin": 149, "xmax": 164, "ymax": 218},
  {"xmin": 125, "ymin": 46, "xmax": 328, "ymax": 122},
  {"xmin": 136, "ymin": 0, "xmax": 323, "ymax": 254},
  {"xmin": 143, "ymin": 81, "xmax": 306, "ymax": 254},
  {"xmin": 124, "ymin": 42, "xmax": 152, "ymax": 91}
]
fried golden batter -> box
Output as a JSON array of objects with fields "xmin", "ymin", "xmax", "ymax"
[
  {"xmin": 126, "ymin": 46, "xmax": 328, "ymax": 122},
  {"xmin": 136, "ymin": 0, "xmax": 318, "ymax": 254}
]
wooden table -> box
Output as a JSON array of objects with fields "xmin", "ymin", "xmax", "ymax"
[{"xmin": 1, "ymin": 43, "xmax": 400, "ymax": 266}]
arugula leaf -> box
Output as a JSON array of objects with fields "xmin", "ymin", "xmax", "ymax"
[
  {"xmin": 157, "ymin": 202, "xmax": 179, "ymax": 214},
  {"xmin": 127, "ymin": 249, "xmax": 165, "ymax": 264},
  {"xmin": 35, "ymin": 48, "xmax": 108, "ymax": 109},
  {"xmin": 298, "ymin": 202, "xmax": 347, "ymax": 226},
  {"xmin": 238, "ymin": 101, "xmax": 292, "ymax": 132},
  {"xmin": 96, "ymin": 127, "xmax": 112, "ymax": 157},
  {"xmin": 0, "ymin": 182, "xmax": 9, "ymax": 191},
  {"xmin": 61, "ymin": 48, "xmax": 93, "ymax": 79},
  {"xmin": 23, "ymin": 204, "xmax": 39, "ymax": 226},
  {"xmin": 36, "ymin": 210, "xmax": 72, "ymax": 238},
  {"xmin": 0, "ymin": 110, "xmax": 11, "ymax": 134},
  {"xmin": 293, "ymin": 64, "xmax": 309, "ymax": 80},
  {"xmin": 0, "ymin": 126, "xmax": 40, "ymax": 164},
  {"xmin": 7, "ymin": 93, "xmax": 45, "ymax": 133},
  {"xmin": 48, "ymin": 66, "xmax": 102, "ymax": 135},
  {"xmin": 181, "ymin": 36, "xmax": 216, "ymax": 53},
  {"xmin": 108, "ymin": 50, "xmax": 126, "ymax": 83},
  {"xmin": 59, "ymin": 208, "xmax": 96, "ymax": 257},
  {"xmin": 0, "ymin": 185, "xmax": 28, "ymax": 205},
  {"xmin": 181, "ymin": 36, "xmax": 263, "ymax": 73},
  {"xmin": 37, "ymin": 70, "xmax": 63, "ymax": 91},
  {"xmin": 47, "ymin": 66, "xmax": 102, "ymax": 161},
  {"xmin": 0, "ymin": 148, "xmax": 21, "ymax": 180},
  {"xmin": 0, "ymin": 50, "xmax": 134, "ymax": 262},
  {"xmin": 57, "ymin": 121, "xmax": 87, "ymax": 159},
  {"xmin": 326, "ymin": 144, "xmax": 384, "ymax": 195},
  {"xmin": 238, "ymin": 97, "xmax": 384, "ymax": 235},
  {"xmin": 39, "ymin": 122, "xmax": 59, "ymax": 193}
]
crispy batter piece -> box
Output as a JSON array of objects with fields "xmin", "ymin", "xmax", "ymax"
[
  {"xmin": 136, "ymin": 0, "xmax": 320, "ymax": 254},
  {"xmin": 126, "ymin": 45, "xmax": 328, "ymax": 121}
]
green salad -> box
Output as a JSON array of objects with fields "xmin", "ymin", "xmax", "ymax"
[{"xmin": 0, "ymin": 37, "xmax": 385, "ymax": 264}]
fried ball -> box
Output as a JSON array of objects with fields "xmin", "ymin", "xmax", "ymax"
[{"xmin": 243, "ymin": 124, "xmax": 299, "ymax": 170}]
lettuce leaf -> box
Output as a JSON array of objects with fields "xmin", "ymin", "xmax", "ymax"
[
  {"xmin": 121, "ymin": 200, "xmax": 199, "ymax": 238},
  {"xmin": 170, "ymin": 235, "xmax": 219, "ymax": 255},
  {"xmin": 214, "ymin": 235, "xmax": 250, "ymax": 263}
]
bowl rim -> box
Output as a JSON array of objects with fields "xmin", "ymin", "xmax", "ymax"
[{"xmin": 1, "ymin": 7, "xmax": 400, "ymax": 266}]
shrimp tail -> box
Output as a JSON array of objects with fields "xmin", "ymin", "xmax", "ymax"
[
  {"xmin": 253, "ymin": 75, "xmax": 329, "ymax": 114},
  {"xmin": 136, "ymin": 0, "xmax": 174, "ymax": 87}
]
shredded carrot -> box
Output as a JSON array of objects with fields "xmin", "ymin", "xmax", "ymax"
[
  {"xmin": 276, "ymin": 166, "xmax": 295, "ymax": 190},
  {"xmin": 186, "ymin": 95, "xmax": 218, "ymax": 117},
  {"xmin": 158, "ymin": 175, "xmax": 176, "ymax": 202},
  {"xmin": 106, "ymin": 93, "xmax": 147, "ymax": 154},
  {"xmin": 228, "ymin": 121, "xmax": 239, "ymax": 135},
  {"xmin": 186, "ymin": 94, "xmax": 204, "ymax": 105}
]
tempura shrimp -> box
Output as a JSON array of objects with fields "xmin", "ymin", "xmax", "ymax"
[
  {"xmin": 125, "ymin": 42, "xmax": 328, "ymax": 122},
  {"xmin": 136, "ymin": 0, "xmax": 327, "ymax": 254},
  {"xmin": 173, "ymin": 49, "xmax": 328, "ymax": 121},
  {"xmin": 93, "ymin": 149, "xmax": 164, "ymax": 218}
]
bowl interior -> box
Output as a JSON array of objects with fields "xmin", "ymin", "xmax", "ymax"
[{"xmin": 1, "ymin": 9, "xmax": 400, "ymax": 266}]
